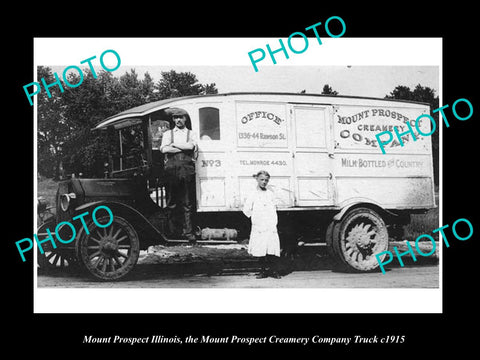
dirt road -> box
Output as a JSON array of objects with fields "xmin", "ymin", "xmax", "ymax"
[
  {"xmin": 37, "ymin": 242, "xmax": 439, "ymax": 288},
  {"xmin": 37, "ymin": 264, "xmax": 438, "ymax": 288}
]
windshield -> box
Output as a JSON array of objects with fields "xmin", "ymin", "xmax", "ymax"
[
  {"xmin": 111, "ymin": 123, "xmax": 147, "ymax": 172},
  {"xmin": 106, "ymin": 108, "xmax": 190, "ymax": 176}
]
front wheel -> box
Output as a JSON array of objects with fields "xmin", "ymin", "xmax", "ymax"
[
  {"xmin": 326, "ymin": 207, "xmax": 389, "ymax": 272},
  {"xmin": 37, "ymin": 218, "xmax": 78, "ymax": 270},
  {"xmin": 77, "ymin": 216, "xmax": 140, "ymax": 281}
]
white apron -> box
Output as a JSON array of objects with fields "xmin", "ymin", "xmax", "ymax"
[{"xmin": 242, "ymin": 187, "xmax": 281, "ymax": 257}]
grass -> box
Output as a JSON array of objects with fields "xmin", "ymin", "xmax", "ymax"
[
  {"xmin": 403, "ymin": 208, "xmax": 439, "ymax": 241},
  {"xmin": 37, "ymin": 176, "xmax": 58, "ymax": 214},
  {"xmin": 403, "ymin": 190, "xmax": 440, "ymax": 241}
]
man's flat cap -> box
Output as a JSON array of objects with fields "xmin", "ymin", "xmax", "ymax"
[{"xmin": 168, "ymin": 108, "xmax": 188, "ymax": 117}]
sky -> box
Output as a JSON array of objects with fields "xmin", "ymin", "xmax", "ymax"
[
  {"xmin": 119, "ymin": 65, "xmax": 439, "ymax": 99},
  {"xmin": 41, "ymin": 38, "xmax": 441, "ymax": 101}
]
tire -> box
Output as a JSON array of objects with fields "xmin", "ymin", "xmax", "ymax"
[
  {"xmin": 326, "ymin": 207, "xmax": 389, "ymax": 272},
  {"xmin": 37, "ymin": 218, "xmax": 77, "ymax": 270},
  {"xmin": 37, "ymin": 247, "xmax": 78, "ymax": 269},
  {"xmin": 77, "ymin": 216, "xmax": 140, "ymax": 281}
]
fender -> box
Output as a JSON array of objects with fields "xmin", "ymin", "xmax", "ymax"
[
  {"xmin": 73, "ymin": 200, "xmax": 167, "ymax": 246},
  {"xmin": 332, "ymin": 198, "xmax": 398, "ymax": 222}
]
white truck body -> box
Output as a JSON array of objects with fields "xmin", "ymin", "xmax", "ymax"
[
  {"xmin": 139, "ymin": 92, "xmax": 435, "ymax": 213},
  {"xmin": 92, "ymin": 92, "xmax": 436, "ymax": 273}
]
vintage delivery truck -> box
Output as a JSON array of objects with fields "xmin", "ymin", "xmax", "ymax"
[{"xmin": 37, "ymin": 92, "xmax": 436, "ymax": 280}]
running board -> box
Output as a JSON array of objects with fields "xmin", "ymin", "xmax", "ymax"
[
  {"xmin": 165, "ymin": 239, "xmax": 239, "ymax": 245},
  {"xmin": 300, "ymin": 242, "xmax": 327, "ymax": 247}
]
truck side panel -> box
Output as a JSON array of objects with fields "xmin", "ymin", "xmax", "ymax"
[
  {"xmin": 333, "ymin": 103, "xmax": 435, "ymax": 210},
  {"xmin": 189, "ymin": 95, "xmax": 435, "ymax": 212}
]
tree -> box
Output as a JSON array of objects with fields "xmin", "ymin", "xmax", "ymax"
[
  {"xmin": 37, "ymin": 67, "xmax": 219, "ymax": 178},
  {"xmin": 153, "ymin": 70, "xmax": 217, "ymax": 99},
  {"xmin": 109, "ymin": 69, "xmax": 156, "ymax": 111},
  {"xmin": 59, "ymin": 69, "xmax": 120, "ymax": 177},
  {"xmin": 321, "ymin": 84, "xmax": 338, "ymax": 96},
  {"xmin": 385, "ymin": 85, "xmax": 413, "ymax": 101},
  {"xmin": 385, "ymin": 84, "xmax": 440, "ymax": 186},
  {"xmin": 37, "ymin": 66, "xmax": 70, "ymax": 179}
]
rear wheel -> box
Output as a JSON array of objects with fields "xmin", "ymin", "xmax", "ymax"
[
  {"xmin": 327, "ymin": 207, "xmax": 389, "ymax": 272},
  {"xmin": 77, "ymin": 216, "xmax": 140, "ymax": 281}
]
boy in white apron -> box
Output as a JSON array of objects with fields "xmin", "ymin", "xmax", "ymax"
[{"xmin": 242, "ymin": 170, "xmax": 281, "ymax": 278}]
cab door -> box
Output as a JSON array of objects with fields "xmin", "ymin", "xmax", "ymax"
[{"xmin": 290, "ymin": 104, "xmax": 335, "ymax": 207}]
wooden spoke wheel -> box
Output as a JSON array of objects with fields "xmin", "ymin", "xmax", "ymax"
[
  {"xmin": 327, "ymin": 207, "xmax": 389, "ymax": 272},
  {"xmin": 37, "ymin": 218, "xmax": 78, "ymax": 270},
  {"xmin": 38, "ymin": 248, "xmax": 77, "ymax": 269},
  {"xmin": 78, "ymin": 216, "xmax": 140, "ymax": 281}
]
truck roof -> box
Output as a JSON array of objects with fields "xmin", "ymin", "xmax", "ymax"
[{"xmin": 94, "ymin": 92, "xmax": 430, "ymax": 130}]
